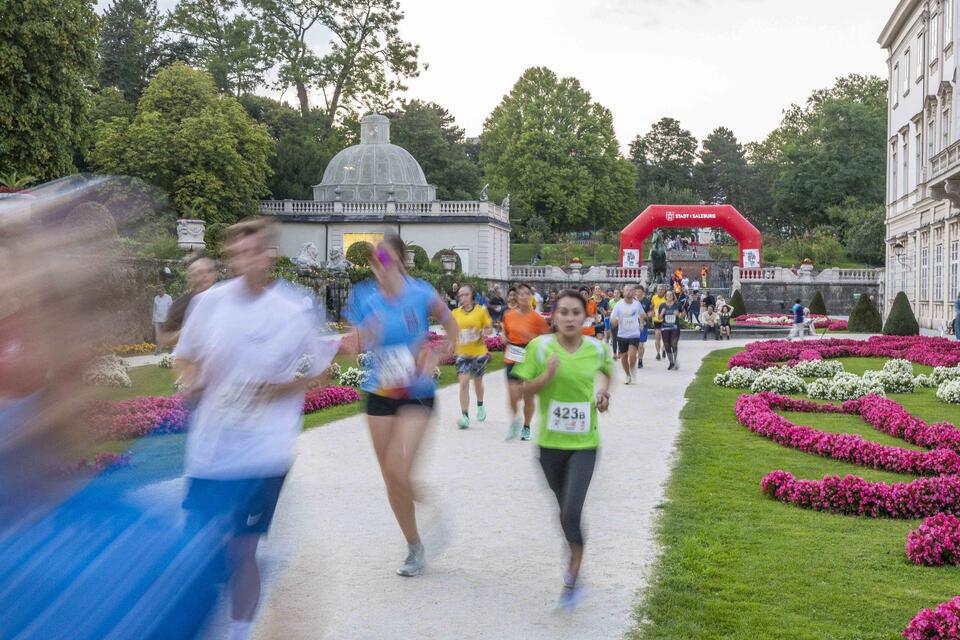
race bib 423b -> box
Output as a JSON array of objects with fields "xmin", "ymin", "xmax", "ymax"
[{"xmin": 547, "ymin": 400, "xmax": 590, "ymax": 434}]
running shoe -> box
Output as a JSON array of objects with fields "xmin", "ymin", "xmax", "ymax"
[
  {"xmin": 655, "ymin": 353, "xmax": 661, "ymax": 361},
  {"xmin": 505, "ymin": 418, "xmax": 522, "ymax": 440},
  {"xmin": 477, "ymin": 406, "xmax": 487, "ymax": 422},
  {"xmin": 624, "ymin": 375, "xmax": 632, "ymax": 385},
  {"xmin": 520, "ymin": 425, "xmax": 531, "ymax": 441},
  {"xmin": 638, "ymin": 360, "xmax": 643, "ymax": 369},
  {"xmin": 397, "ymin": 542, "xmax": 425, "ymax": 577},
  {"xmin": 457, "ymin": 414, "xmax": 469, "ymax": 429},
  {"xmin": 555, "ymin": 580, "xmax": 585, "ymax": 612}
]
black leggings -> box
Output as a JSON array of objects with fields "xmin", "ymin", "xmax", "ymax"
[
  {"xmin": 662, "ymin": 328, "xmax": 680, "ymax": 356},
  {"xmin": 538, "ymin": 447, "xmax": 597, "ymax": 546}
]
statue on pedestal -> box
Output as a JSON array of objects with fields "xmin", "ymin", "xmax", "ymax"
[{"xmin": 649, "ymin": 230, "xmax": 668, "ymax": 284}]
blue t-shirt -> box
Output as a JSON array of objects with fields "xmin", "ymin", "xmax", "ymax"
[
  {"xmin": 345, "ymin": 277, "xmax": 438, "ymax": 399},
  {"xmin": 792, "ymin": 303, "xmax": 804, "ymax": 324}
]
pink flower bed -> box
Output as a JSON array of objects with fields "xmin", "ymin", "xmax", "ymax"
[
  {"xmin": 734, "ymin": 313, "xmax": 848, "ymax": 331},
  {"xmin": 70, "ymin": 451, "xmax": 131, "ymax": 475},
  {"xmin": 84, "ymin": 395, "xmax": 190, "ymax": 439},
  {"xmin": 906, "ymin": 513, "xmax": 960, "ymax": 566},
  {"xmin": 728, "ymin": 336, "xmax": 960, "ymax": 370},
  {"xmin": 903, "ymin": 596, "xmax": 960, "ymax": 639},
  {"xmin": 736, "ymin": 393, "xmax": 960, "ymax": 476},
  {"xmin": 303, "ymin": 385, "xmax": 361, "ymax": 412}
]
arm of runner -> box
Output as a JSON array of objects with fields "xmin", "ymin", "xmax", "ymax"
[
  {"xmin": 430, "ymin": 294, "xmax": 458, "ymax": 355},
  {"xmin": 596, "ymin": 343, "xmax": 614, "ymax": 411},
  {"xmin": 609, "ymin": 303, "xmax": 621, "ymax": 329},
  {"xmin": 520, "ymin": 354, "xmax": 559, "ymax": 394}
]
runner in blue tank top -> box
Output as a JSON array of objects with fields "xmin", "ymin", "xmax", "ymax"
[{"xmin": 345, "ymin": 235, "xmax": 458, "ymax": 577}]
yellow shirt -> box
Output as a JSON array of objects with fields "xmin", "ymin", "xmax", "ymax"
[
  {"xmin": 651, "ymin": 295, "xmax": 667, "ymax": 323},
  {"xmin": 452, "ymin": 305, "xmax": 492, "ymax": 357}
]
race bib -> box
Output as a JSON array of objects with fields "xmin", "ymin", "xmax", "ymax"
[
  {"xmin": 583, "ymin": 318, "xmax": 594, "ymax": 328},
  {"xmin": 621, "ymin": 316, "xmax": 640, "ymax": 333},
  {"xmin": 376, "ymin": 345, "xmax": 416, "ymax": 389},
  {"xmin": 506, "ymin": 343, "xmax": 526, "ymax": 362},
  {"xmin": 459, "ymin": 328, "xmax": 480, "ymax": 344},
  {"xmin": 665, "ymin": 314, "xmax": 677, "ymax": 324},
  {"xmin": 547, "ymin": 401, "xmax": 590, "ymax": 434}
]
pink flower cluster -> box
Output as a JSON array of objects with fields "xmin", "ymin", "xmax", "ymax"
[
  {"xmin": 736, "ymin": 393, "xmax": 960, "ymax": 476},
  {"xmin": 484, "ymin": 335, "xmax": 505, "ymax": 351},
  {"xmin": 906, "ymin": 513, "xmax": 960, "ymax": 566},
  {"xmin": 733, "ymin": 313, "xmax": 848, "ymax": 331},
  {"xmin": 728, "ymin": 336, "xmax": 960, "ymax": 370},
  {"xmin": 845, "ymin": 396, "xmax": 960, "ymax": 454},
  {"xmin": 84, "ymin": 395, "xmax": 190, "ymax": 439},
  {"xmin": 74, "ymin": 451, "xmax": 131, "ymax": 473},
  {"xmin": 903, "ymin": 596, "xmax": 960, "ymax": 639},
  {"xmin": 760, "ymin": 470, "xmax": 960, "ymax": 518},
  {"xmin": 303, "ymin": 385, "xmax": 361, "ymax": 413}
]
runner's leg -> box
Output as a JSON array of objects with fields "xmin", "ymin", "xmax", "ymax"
[
  {"xmin": 628, "ymin": 344, "xmax": 638, "ymax": 374},
  {"xmin": 228, "ymin": 534, "xmax": 261, "ymax": 623},
  {"xmin": 458, "ymin": 374, "xmax": 470, "ymax": 415},
  {"xmin": 539, "ymin": 448, "xmax": 597, "ymax": 583}
]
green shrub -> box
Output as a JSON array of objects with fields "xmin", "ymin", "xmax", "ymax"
[
  {"xmin": 346, "ymin": 241, "xmax": 373, "ymax": 267},
  {"xmin": 882, "ymin": 291, "xmax": 920, "ymax": 336},
  {"xmin": 407, "ymin": 244, "xmax": 429, "ymax": 270},
  {"xmin": 431, "ymin": 249, "xmax": 462, "ymax": 273},
  {"xmin": 205, "ymin": 222, "xmax": 229, "ymax": 257},
  {"xmin": 847, "ymin": 294, "xmax": 882, "ymax": 333},
  {"xmin": 730, "ymin": 289, "xmax": 747, "ymax": 317},
  {"xmin": 809, "ymin": 291, "xmax": 827, "ymax": 315}
]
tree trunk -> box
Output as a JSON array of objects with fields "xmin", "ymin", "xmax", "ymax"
[
  {"xmin": 297, "ymin": 80, "xmax": 310, "ymax": 117},
  {"xmin": 324, "ymin": 83, "xmax": 342, "ymax": 131}
]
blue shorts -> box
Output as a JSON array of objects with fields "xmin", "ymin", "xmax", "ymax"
[
  {"xmin": 638, "ymin": 325, "xmax": 649, "ymax": 343},
  {"xmin": 604, "ymin": 318, "xmax": 611, "ymax": 331}
]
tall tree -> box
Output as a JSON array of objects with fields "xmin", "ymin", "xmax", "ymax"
[
  {"xmin": 480, "ymin": 67, "xmax": 635, "ymax": 231},
  {"xmin": 98, "ymin": 0, "xmax": 163, "ymax": 102},
  {"xmin": 0, "ymin": 0, "xmax": 98, "ymax": 181},
  {"xmin": 629, "ymin": 117, "xmax": 699, "ymax": 195},
  {"xmin": 90, "ymin": 63, "xmax": 273, "ymax": 223},
  {"xmin": 166, "ymin": 0, "xmax": 271, "ymax": 96},
  {"xmin": 696, "ymin": 127, "xmax": 752, "ymax": 208},
  {"xmin": 389, "ymin": 100, "xmax": 481, "ymax": 200}
]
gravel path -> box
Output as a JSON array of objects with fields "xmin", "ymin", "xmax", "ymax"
[{"xmin": 251, "ymin": 338, "xmax": 755, "ymax": 640}]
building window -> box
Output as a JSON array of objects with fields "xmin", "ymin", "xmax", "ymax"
[
  {"xmin": 343, "ymin": 232, "xmax": 384, "ymax": 254},
  {"xmin": 916, "ymin": 129, "xmax": 924, "ymax": 184},
  {"xmin": 931, "ymin": 117, "xmax": 938, "ymax": 155},
  {"xmin": 918, "ymin": 33, "xmax": 926, "ymax": 77},
  {"xmin": 903, "ymin": 134, "xmax": 910, "ymax": 194},
  {"xmin": 922, "ymin": 243, "xmax": 930, "ymax": 300},
  {"xmin": 894, "ymin": 63, "xmax": 900, "ymax": 106},
  {"xmin": 944, "ymin": 107, "xmax": 952, "ymax": 148},
  {"xmin": 904, "ymin": 51, "xmax": 911, "ymax": 95},
  {"xmin": 951, "ymin": 238, "xmax": 959, "ymax": 297},
  {"xmin": 932, "ymin": 12, "xmax": 941, "ymax": 61},
  {"xmin": 947, "ymin": 0, "xmax": 954, "ymax": 46},
  {"xmin": 936, "ymin": 238, "xmax": 945, "ymax": 300},
  {"xmin": 892, "ymin": 142, "xmax": 899, "ymax": 201}
]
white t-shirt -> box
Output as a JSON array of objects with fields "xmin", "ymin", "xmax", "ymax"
[
  {"xmin": 176, "ymin": 278, "xmax": 337, "ymax": 480},
  {"xmin": 533, "ymin": 291, "xmax": 544, "ymax": 313},
  {"xmin": 691, "ymin": 281, "xmax": 701, "ymax": 291},
  {"xmin": 153, "ymin": 294, "xmax": 173, "ymax": 323},
  {"xmin": 610, "ymin": 299, "xmax": 645, "ymax": 338}
]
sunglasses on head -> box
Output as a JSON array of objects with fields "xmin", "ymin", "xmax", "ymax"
[{"xmin": 375, "ymin": 247, "xmax": 393, "ymax": 268}]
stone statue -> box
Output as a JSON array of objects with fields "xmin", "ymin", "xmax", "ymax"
[
  {"xmin": 479, "ymin": 184, "xmax": 489, "ymax": 201},
  {"xmin": 176, "ymin": 219, "xmax": 206, "ymax": 252},
  {"xmin": 326, "ymin": 247, "xmax": 352, "ymax": 271},
  {"xmin": 293, "ymin": 242, "xmax": 322, "ymax": 270},
  {"xmin": 501, "ymin": 193, "xmax": 510, "ymax": 210},
  {"xmin": 649, "ymin": 230, "xmax": 668, "ymax": 284}
]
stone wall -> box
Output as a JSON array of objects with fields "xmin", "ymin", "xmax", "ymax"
[{"xmin": 738, "ymin": 282, "xmax": 880, "ymax": 315}]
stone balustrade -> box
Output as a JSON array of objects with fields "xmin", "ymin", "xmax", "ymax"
[
  {"xmin": 509, "ymin": 264, "xmax": 649, "ymax": 284},
  {"xmin": 732, "ymin": 266, "xmax": 881, "ymax": 286},
  {"xmin": 258, "ymin": 199, "xmax": 509, "ymax": 222}
]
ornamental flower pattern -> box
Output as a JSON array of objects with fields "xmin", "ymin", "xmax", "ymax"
[{"xmin": 728, "ymin": 336, "xmax": 960, "ymax": 371}]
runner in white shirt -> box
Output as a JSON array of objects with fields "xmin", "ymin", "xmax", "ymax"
[
  {"xmin": 175, "ymin": 218, "xmax": 337, "ymax": 640},
  {"xmin": 609, "ymin": 284, "xmax": 646, "ymax": 384}
]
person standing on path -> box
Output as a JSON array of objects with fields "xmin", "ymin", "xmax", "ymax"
[
  {"xmin": 345, "ymin": 234, "xmax": 458, "ymax": 578},
  {"xmin": 152, "ymin": 286, "xmax": 172, "ymax": 353},
  {"xmin": 160, "ymin": 256, "xmax": 217, "ymax": 348},
  {"xmin": 788, "ymin": 298, "xmax": 805, "ymax": 340},
  {"xmin": 512, "ymin": 290, "xmax": 613, "ymax": 611},
  {"xmin": 657, "ymin": 290, "xmax": 684, "ymax": 370},
  {"xmin": 687, "ymin": 292, "xmax": 701, "ymax": 327},
  {"xmin": 502, "ymin": 283, "xmax": 550, "ymax": 441},
  {"xmin": 650, "ymin": 285, "xmax": 667, "ymax": 360},
  {"xmin": 609, "ymin": 285, "xmax": 645, "ymax": 384},
  {"xmin": 174, "ymin": 218, "xmax": 338, "ymax": 640},
  {"xmin": 452, "ymin": 284, "xmax": 493, "ymax": 429},
  {"xmin": 486, "ymin": 287, "xmax": 506, "ymax": 335}
]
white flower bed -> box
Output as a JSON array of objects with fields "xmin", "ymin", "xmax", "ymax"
[
  {"xmin": 338, "ymin": 366, "xmax": 368, "ymax": 387},
  {"xmin": 882, "ymin": 359, "xmax": 914, "ymax": 376},
  {"xmin": 713, "ymin": 367, "xmax": 760, "ymax": 389},
  {"xmin": 807, "ymin": 372, "xmax": 885, "ymax": 401},
  {"xmin": 750, "ymin": 368, "xmax": 807, "ymax": 394},
  {"xmin": 158, "ymin": 354, "xmax": 176, "ymax": 369},
  {"xmin": 932, "ymin": 366, "xmax": 960, "ymax": 385},
  {"xmin": 791, "ymin": 359, "xmax": 844, "ymax": 378},
  {"xmin": 936, "ymin": 379, "xmax": 960, "ymax": 404},
  {"xmin": 863, "ymin": 369, "xmax": 916, "ymax": 394},
  {"xmin": 82, "ymin": 354, "xmax": 132, "ymax": 388},
  {"xmin": 916, "ymin": 373, "xmax": 937, "ymax": 388}
]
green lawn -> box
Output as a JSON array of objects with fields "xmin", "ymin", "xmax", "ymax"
[{"xmin": 631, "ymin": 351, "xmax": 960, "ymax": 640}]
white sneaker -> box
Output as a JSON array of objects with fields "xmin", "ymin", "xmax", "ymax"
[
  {"xmin": 624, "ymin": 375, "xmax": 632, "ymax": 385},
  {"xmin": 397, "ymin": 542, "xmax": 425, "ymax": 577}
]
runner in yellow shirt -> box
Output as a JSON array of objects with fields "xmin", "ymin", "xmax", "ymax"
[
  {"xmin": 650, "ymin": 284, "xmax": 667, "ymax": 361},
  {"xmin": 451, "ymin": 284, "xmax": 494, "ymax": 429}
]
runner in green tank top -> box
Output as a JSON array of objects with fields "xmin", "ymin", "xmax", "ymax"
[{"xmin": 512, "ymin": 289, "xmax": 614, "ymax": 611}]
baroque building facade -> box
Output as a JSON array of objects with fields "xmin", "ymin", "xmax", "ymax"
[
  {"xmin": 880, "ymin": 0, "xmax": 960, "ymax": 328},
  {"xmin": 259, "ymin": 113, "xmax": 511, "ymax": 280}
]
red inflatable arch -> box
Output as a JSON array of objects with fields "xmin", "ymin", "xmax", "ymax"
[{"xmin": 619, "ymin": 204, "xmax": 762, "ymax": 269}]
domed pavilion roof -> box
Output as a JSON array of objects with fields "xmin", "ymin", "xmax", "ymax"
[{"xmin": 313, "ymin": 114, "xmax": 437, "ymax": 203}]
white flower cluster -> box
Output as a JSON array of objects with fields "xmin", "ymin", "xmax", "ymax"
[
  {"xmin": 882, "ymin": 359, "xmax": 915, "ymax": 376},
  {"xmin": 807, "ymin": 372, "xmax": 885, "ymax": 401},
  {"xmin": 82, "ymin": 354, "xmax": 132, "ymax": 388},
  {"xmin": 357, "ymin": 352, "xmax": 375, "ymax": 369},
  {"xmin": 713, "ymin": 367, "xmax": 760, "ymax": 389},
  {"xmin": 750, "ymin": 368, "xmax": 807, "ymax": 394},
  {"xmin": 915, "ymin": 373, "xmax": 937, "ymax": 388},
  {"xmin": 326, "ymin": 362, "xmax": 342, "ymax": 381},
  {"xmin": 158, "ymin": 354, "xmax": 176, "ymax": 369},
  {"xmin": 931, "ymin": 366, "xmax": 960, "ymax": 385},
  {"xmin": 936, "ymin": 378, "xmax": 960, "ymax": 404},
  {"xmin": 862, "ymin": 369, "xmax": 917, "ymax": 394},
  {"xmin": 791, "ymin": 359, "xmax": 844, "ymax": 378},
  {"xmin": 337, "ymin": 366, "xmax": 369, "ymax": 387}
]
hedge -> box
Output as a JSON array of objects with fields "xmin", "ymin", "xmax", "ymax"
[
  {"xmin": 882, "ymin": 291, "xmax": 920, "ymax": 336},
  {"xmin": 847, "ymin": 293, "xmax": 881, "ymax": 333},
  {"xmin": 809, "ymin": 290, "xmax": 827, "ymax": 315},
  {"xmin": 730, "ymin": 289, "xmax": 747, "ymax": 317}
]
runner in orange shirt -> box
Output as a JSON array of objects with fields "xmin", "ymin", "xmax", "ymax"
[{"xmin": 502, "ymin": 282, "xmax": 550, "ymax": 441}]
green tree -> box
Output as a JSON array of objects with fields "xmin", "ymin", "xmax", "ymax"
[
  {"xmin": 90, "ymin": 63, "xmax": 273, "ymax": 223},
  {"xmin": 0, "ymin": 0, "xmax": 98, "ymax": 181},
  {"xmin": 480, "ymin": 67, "xmax": 634, "ymax": 232},
  {"xmin": 166, "ymin": 0, "xmax": 271, "ymax": 96},
  {"xmin": 847, "ymin": 294, "xmax": 882, "ymax": 333},
  {"xmin": 630, "ymin": 117, "xmax": 699, "ymax": 196},
  {"xmin": 98, "ymin": 0, "xmax": 163, "ymax": 102},
  {"xmin": 637, "ymin": 183, "xmax": 702, "ymax": 211},
  {"xmin": 809, "ymin": 290, "xmax": 827, "ymax": 315},
  {"xmin": 730, "ymin": 289, "xmax": 747, "ymax": 317},
  {"xmin": 825, "ymin": 198, "xmax": 885, "ymax": 266},
  {"xmin": 882, "ymin": 291, "xmax": 920, "ymax": 336},
  {"xmin": 89, "ymin": 87, "xmax": 135, "ymax": 125},
  {"xmin": 389, "ymin": 100, "xmax": 481, "ymax": 200},
  {"xmin": 696, "ymin": 127, "xmax": 752, "ymax": 208}
]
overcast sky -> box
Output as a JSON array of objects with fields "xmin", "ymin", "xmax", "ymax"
[{"xmin": 101, "ymin": 0, "xmax": 894, "ymax": 150}]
